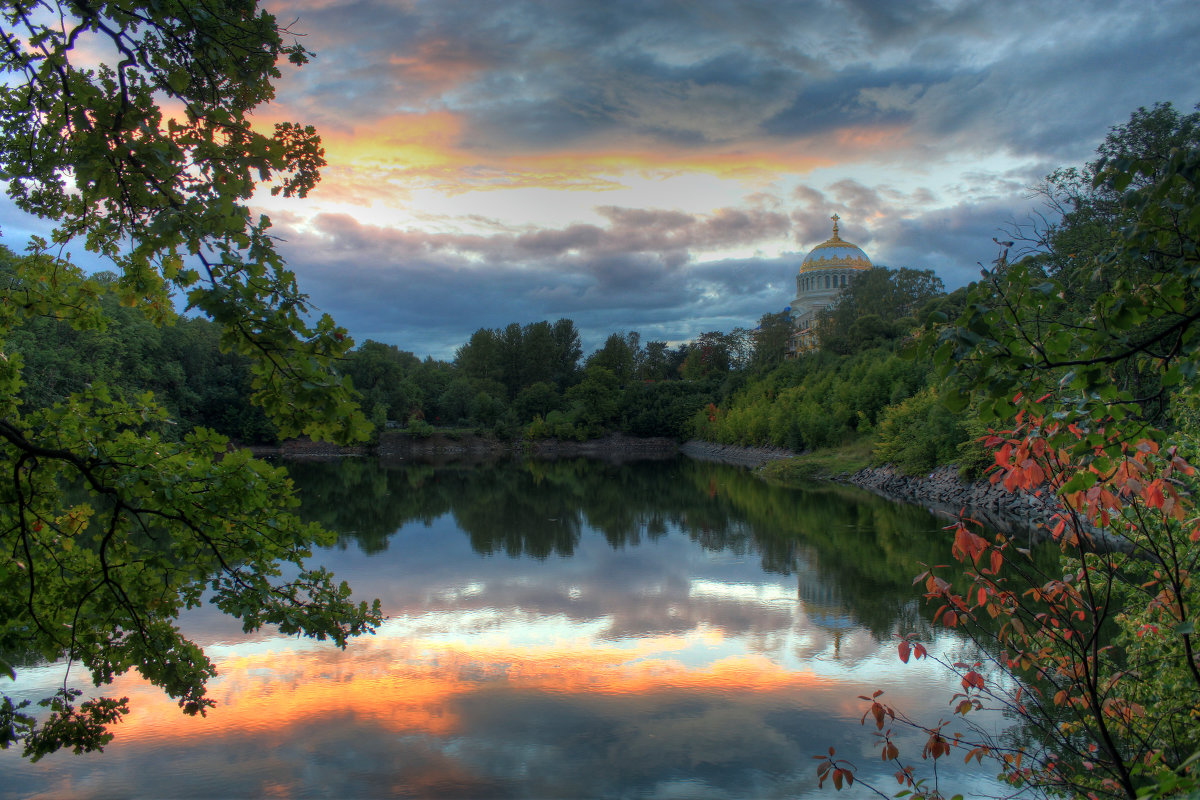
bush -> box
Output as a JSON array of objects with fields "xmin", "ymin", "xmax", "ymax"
[
  {"xmin": 872, "ymin": 386, "xmax": 967, "ymax": 474},
  {"xmin": 405, "ymin": 416, "xmax": 436, "ymax": 438}
]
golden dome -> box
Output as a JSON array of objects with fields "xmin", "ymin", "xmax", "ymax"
[{"xmin": 799, "ymin": 215, "xmax": 872, "ymax": 273}]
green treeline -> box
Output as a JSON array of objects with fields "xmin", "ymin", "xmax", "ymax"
[
  {"xmin": 343, "ymin": 323, "xmax": 751, "ymax": 442},
  {"xmin": 3, "ymin": 254, "xmax": 277, "ymax": 444},
  {"xmin": 333, "ymin": 272, "xmax": 961, "ymax": 453},
  {"xmin": 0, "ymin": 245, "xmax": 1034, "ymax": 467}
]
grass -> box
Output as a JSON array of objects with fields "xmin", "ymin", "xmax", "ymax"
[{"xmin": 758, "ymin": 438, "xmax": 875, "ymax": 485}]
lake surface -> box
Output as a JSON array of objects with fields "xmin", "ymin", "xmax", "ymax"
[{"xmin": 3, "ymin": 456, "xmax": 1012, "ymax": 799}]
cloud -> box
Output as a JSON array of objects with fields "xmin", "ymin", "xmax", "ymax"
[
  {"xmin": 271, "ymin": 205, "xmax": 800, "ymax": 356},
  {"xmin": 269, "ymin": 0, "xmax": 1198, "ymax": 167}
]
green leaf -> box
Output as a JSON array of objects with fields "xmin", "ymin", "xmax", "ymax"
[{"xmin": 942, "ymin": 388, "xmax": 971, "ymax": 413}]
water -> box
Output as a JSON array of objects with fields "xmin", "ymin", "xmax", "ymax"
[{"xmin": 2, "ymin": 457, "xmax": 1014, "ymax": 798}]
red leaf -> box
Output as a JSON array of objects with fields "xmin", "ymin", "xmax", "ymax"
[{"xmin": 898, "ymin": 640, "xmax": 911, "ymax": 663}]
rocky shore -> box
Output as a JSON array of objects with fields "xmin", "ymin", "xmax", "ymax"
[
  {"xmin": 680, "ymin": 441, "xmax": 1125, "ymax": 549},
  {"xmin": 846, "ymin": 465, "xmax": 1048, "ymax": 537},
  {"xmin": 678, "ymin": 440, "xmax": 794, "ymax": 467},
  {"xmin": 843, "ymin": 464, "xmax": 1128, "ymax": 551}
]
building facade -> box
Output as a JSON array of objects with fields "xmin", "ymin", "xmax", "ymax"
[{"xmin": 786, "ymin": 214, "xmax": 873, "ymax": 356}]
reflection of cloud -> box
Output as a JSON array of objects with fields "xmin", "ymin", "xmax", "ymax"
[
  {"xmin": 98, "ymin": 636, "xmax": 830, "ymax": 746},
  {"xmin": 7, "ymin": 624, "xmax": 1001, "ymax": 799}
]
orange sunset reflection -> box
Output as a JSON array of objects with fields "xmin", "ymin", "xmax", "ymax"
[{"xmin": 111, "ymin": 628, "xmax": 851, "ymax": 747}]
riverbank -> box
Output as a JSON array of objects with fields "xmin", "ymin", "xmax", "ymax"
[
  {"xmin": 257, "ymin": 432, "xmax": 1106, "ymax": 547},
  {"xmin": 258, "ymin": 431, "xmax": 677, "ymax": 463},
  {"xmin": 682, "ymin": 439, "xmax": 1124, "ymax": 549},
  {"xmin": 677, "ymin": 440, "xmax": 793, "ymax": 467}
]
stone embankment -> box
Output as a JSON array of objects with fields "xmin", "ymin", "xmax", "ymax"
[
  {"xmin": 844, "ymin": 465, "xmax": 1127, "ymax": 551},
  {"xmin": 525, "ymin": 434, "xmax": 677, "ymax": 461},
  {"xmin": 844, "ymin": 465, "xmax": 1046, "ymax": 540},
  {"xmin": 679, "ymin": 440, "xmax": 1125, "ymax": 549},
  {"xmin": 375, "ymin": 432, "xmax": 507, "ymax": 462},
  {"xmin": 678, "ymin": 440, "xmax": 794, "ymax": 467}
]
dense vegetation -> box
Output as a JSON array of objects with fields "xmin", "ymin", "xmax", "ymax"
[
  {"xmin": 815, "ymin": 102, "xmax": 1200, "ymax": 800},
  {"xmin": 12, "ymin": 256, "xmax": 956, "ymax": 457}
]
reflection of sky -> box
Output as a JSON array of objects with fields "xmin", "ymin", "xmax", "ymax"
[{"xmin": 3, "ymin": 509, "xmax": 1008, "ymax": 799}]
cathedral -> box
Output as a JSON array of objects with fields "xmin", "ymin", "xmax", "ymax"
[{"xmin": 786, "ymin": 214, "xmax": 873, "ymax": 356}]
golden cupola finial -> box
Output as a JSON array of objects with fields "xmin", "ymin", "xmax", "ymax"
[{"xmin": 798, "ymin": 213, "xmax": 872, "ymax": 273}]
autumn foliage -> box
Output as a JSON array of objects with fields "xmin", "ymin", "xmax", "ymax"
[{"xmin": 818, "ymin": 109, "xmax": 1200, "ymax": 799}]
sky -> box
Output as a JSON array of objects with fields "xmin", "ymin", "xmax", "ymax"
[{"xmin": 5, "ymin": 0, "xmax": 1199, "ymax": 359}]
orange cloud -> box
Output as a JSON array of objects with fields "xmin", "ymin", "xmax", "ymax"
[{"xmin": 248, "ymin": 109, "xmax": 913, "ymax": 205}]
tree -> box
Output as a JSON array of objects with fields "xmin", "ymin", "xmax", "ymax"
[
  {"xmin": 680, "ymin": 330, "xmax": 748, "ymax": 380},
  {"xmin": 519, "ymin": 320, "xmax": 559, "ymax": 389},
  {"xmin": 342, "ymin": 340, "xmax": 423, "ymax": 422},
  {"xmin": 567, "ymin": 365, "xmax": 621, "ymax": 434},
  {"xmin": 637, "ymin": 340, "xmax": 674, "ymax": 381},
  {"xmin": 0, "ymin": 1, "xmax": 379, "ymax": 760},
  {"xmin": 750, "ymin": 311, "xmax": 792, "ymax": 373},
  {"xmin": 587, "ymin": 332, "xmax": 637, "ymax": 384},
  {"xmin": 455, "ymin": 327, "xmax": 503, "ymax": 385},
  {"xmin": 817, "ymin": 266, "xmax": 944, "ymax": 355},
  {"xmin": 1017, "ymin": 102, "xmax": 1200, "ymax": 424},
  {"xmin": 549, "ymin": 318, "xmax": 583, "ymax": 389},
  {"xmin": 818, "ymin": 112, "xmax": 1200, "ymax": 798}
]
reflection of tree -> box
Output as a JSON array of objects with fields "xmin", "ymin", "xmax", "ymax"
[
  {"xmin": 286, "ymin": 456, "xmax": 1053, "ymax": 637},
  {"xmin": 674, "ymin": 461, "xmax": 966, "ymax": 635},
  {"xmin": 288, "ymin": 459, "xmax": 454, "ymax": 553},
  {"xmin": 452, "ymin": 468, "xmax": 583, "ymax": 558}
]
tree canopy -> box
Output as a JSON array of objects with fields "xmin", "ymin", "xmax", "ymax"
[
  {"xmin": 817, "ymin": 266, "xmax": 945, "ymax": 355},
  {"xmin": 0, "ymin": 0, "xmax": 377, "ymax": 760},
  {"xmin": 822, "ymin": 104, "xmax": 1200, "ymax": 800}
]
